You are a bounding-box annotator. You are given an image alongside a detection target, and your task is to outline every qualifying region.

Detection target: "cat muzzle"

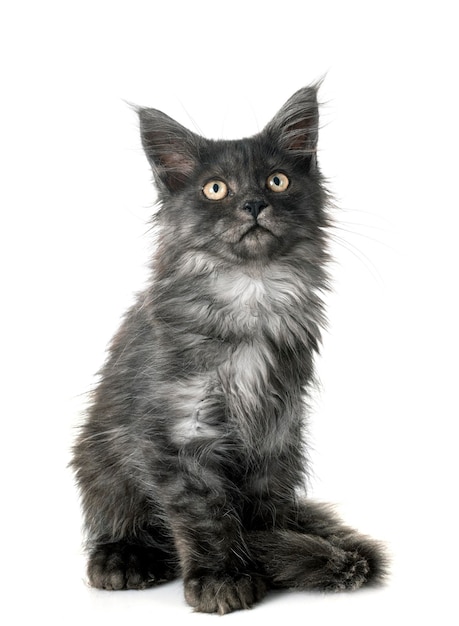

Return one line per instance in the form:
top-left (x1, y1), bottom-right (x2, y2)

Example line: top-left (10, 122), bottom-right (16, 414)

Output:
top-left (243, 199), bottom-right (268, 220)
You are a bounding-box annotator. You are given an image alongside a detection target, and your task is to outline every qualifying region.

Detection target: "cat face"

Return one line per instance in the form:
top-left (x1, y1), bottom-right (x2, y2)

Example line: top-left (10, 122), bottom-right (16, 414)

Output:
top-left (138, 86), bottom-right (327, 263)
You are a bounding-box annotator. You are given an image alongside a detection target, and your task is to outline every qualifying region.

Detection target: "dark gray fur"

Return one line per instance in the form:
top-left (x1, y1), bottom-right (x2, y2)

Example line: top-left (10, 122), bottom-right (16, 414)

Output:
top-left (72, 85), bottom-right (388, 614)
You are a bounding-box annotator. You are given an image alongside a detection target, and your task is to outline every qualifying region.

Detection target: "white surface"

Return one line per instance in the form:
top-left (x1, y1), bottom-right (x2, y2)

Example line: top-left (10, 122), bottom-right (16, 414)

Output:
top-left (1, 1), bottom-right (457, 623)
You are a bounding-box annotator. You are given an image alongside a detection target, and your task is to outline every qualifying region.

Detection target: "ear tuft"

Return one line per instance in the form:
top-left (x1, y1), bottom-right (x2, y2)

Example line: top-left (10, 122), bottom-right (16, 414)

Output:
top-left (264, 85), bottom-right (320, 164)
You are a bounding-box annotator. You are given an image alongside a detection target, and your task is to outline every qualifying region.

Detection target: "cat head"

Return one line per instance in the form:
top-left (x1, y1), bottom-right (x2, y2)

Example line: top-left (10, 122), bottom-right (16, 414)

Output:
top-left (138, 86), bottom-right (327, 264)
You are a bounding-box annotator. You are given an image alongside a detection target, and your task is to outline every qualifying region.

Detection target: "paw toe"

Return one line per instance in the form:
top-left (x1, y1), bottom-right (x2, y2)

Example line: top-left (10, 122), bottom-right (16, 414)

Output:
top-left (87, 542), bottom-right (176, 590)
top-left (185, 573), bottom-right (266, 614)
top-left (324, 551), bottom-right (370, 592)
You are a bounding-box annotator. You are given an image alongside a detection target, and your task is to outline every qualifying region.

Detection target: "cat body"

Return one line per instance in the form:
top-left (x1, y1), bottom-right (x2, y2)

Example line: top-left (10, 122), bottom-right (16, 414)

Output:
top-left (72, 85), bottom-right (387, 614)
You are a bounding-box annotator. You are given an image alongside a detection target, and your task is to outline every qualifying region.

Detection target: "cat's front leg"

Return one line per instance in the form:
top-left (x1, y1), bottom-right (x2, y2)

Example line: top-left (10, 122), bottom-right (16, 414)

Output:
top-left (162, 463), bottom-right (266, 614)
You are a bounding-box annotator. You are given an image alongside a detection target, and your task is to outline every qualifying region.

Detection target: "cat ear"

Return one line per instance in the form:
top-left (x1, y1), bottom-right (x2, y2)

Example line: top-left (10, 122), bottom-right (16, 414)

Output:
top-left (137, 108), bottom-right (201, 192)
top-left (264, 85), bottom-right (320, 166)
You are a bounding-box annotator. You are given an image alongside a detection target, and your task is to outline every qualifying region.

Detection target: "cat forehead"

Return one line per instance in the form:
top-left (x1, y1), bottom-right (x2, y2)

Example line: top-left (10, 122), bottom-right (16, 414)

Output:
top-left (201, 136), bottom-right (284, 174)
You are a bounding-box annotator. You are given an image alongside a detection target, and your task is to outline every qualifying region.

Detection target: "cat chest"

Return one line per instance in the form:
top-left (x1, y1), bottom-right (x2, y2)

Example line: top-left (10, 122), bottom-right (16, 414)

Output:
top-left (166, 270), bottom-right (311, 448)
top-left (169, 337), bottom-right (301, 455)
top-left (170, 340), bottom-right (271, 437)
top-left (211, 270), bottom-right (305, 336)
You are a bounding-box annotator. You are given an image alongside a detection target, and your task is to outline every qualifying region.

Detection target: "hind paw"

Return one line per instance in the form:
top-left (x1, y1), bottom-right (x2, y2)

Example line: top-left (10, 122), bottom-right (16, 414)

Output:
top-left (322, 551), bottom-right (370, 592)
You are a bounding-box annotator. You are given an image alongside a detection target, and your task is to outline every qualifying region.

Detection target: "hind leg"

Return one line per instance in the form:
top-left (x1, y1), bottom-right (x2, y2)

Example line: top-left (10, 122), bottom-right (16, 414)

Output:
top-left (286, 500), bottom-right (388, 586)
top-left (247, 500), bottom-right (388, 591)
top-left (249, 529), bottom-right (371, 591)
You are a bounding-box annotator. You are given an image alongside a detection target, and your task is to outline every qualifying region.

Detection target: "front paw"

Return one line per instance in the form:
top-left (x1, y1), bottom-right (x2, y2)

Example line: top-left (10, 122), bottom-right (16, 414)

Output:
top-left (184, 573), bottom-right (266, 614)
top-left (87, 542), bottom-right (177, 590)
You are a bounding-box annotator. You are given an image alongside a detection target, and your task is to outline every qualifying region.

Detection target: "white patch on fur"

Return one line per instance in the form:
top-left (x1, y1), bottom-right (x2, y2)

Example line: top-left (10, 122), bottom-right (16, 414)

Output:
top-left (216, 339), bottom-right (288, 453)
top-left (218, 272), bottom-right (267, 307)
top-left (212, 264), bottom-right (313, 339)
top-left (211, 271), bottom-right (264, 331)
top-left (220, 341), bottom-right (271, 411)
top-left (176, 250), bottom-right (217, 278)
top-left (166, 262), bottom-right (320, 449)
top-left (171, 376), bottom-right (222, 445)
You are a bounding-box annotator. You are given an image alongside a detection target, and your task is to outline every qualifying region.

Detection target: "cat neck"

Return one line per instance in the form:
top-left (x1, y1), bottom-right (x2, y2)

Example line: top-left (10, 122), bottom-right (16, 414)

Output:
top-left (149, 245), bottom-right (326, 352)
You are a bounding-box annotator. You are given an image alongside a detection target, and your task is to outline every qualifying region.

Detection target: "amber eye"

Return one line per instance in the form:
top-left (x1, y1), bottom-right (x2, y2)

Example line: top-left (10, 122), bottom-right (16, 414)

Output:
top-left (202, 180), bottom-right (229, 200)
top-left (267, 172), bottom-right (290, 193)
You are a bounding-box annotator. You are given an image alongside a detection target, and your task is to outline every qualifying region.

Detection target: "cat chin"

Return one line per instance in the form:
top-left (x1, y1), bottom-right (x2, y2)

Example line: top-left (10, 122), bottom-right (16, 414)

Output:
top-left (231, 228), bottom-right (280, 261)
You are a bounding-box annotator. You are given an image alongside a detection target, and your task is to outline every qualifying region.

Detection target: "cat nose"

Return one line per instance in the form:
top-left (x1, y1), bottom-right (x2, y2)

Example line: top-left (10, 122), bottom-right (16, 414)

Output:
top-left (243, 199), bottom-right (268, 220)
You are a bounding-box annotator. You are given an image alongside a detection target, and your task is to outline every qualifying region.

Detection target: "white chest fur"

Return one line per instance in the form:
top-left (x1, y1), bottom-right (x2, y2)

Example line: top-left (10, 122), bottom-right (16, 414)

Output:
top-left (211, 265), bottom-right (312, 340)
top-left (169, 263), bottom-right (317, 448)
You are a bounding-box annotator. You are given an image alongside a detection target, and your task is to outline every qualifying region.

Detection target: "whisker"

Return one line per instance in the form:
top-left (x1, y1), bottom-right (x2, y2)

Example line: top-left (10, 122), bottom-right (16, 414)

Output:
top-left (328, 232), bottom-right (385, 286)
top-left (331, 224), bottom-right (394, 252)
top-left (335, 219), bottom-right (392, 233)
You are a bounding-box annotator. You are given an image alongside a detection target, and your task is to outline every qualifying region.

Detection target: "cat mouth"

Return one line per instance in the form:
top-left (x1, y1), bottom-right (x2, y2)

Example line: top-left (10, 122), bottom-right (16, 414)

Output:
top-left (218, 221), bottom-right (280, 258)
top-left (234, 223), bottom-right (280, 258)
top-left (239, 223), bottom-right (274, 242)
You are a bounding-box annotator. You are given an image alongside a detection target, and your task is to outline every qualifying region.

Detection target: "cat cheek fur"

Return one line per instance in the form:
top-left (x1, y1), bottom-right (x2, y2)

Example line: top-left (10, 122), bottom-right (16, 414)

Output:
top-left (72, 84), bottom-right (388, 614)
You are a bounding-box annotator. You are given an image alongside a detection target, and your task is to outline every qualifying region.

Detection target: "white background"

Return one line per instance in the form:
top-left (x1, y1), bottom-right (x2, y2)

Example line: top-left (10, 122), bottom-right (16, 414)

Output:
top-left (1, 1), bottom-right (458, 623)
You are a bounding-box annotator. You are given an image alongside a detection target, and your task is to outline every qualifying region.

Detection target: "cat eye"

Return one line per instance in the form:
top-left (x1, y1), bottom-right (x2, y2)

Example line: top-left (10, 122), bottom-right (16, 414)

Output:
top-left (267, 172), bottom-right (290, 193)
top-left (202, 180), bottom-right (229, 201)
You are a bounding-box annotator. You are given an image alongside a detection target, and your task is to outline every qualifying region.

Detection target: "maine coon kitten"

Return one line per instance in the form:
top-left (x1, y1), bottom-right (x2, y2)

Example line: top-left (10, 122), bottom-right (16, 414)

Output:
top-left (72, 85), bottom-right (387, 614)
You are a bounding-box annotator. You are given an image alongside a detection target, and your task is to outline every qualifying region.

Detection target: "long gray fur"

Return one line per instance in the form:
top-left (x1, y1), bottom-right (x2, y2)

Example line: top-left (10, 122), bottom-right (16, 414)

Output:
top-left (72, 85), bottom-right (387, 614)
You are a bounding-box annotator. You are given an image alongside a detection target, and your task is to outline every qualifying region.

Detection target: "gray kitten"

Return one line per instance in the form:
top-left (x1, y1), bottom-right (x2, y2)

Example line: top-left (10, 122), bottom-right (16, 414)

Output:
top-left (72, 85), bottom-right (387, 614)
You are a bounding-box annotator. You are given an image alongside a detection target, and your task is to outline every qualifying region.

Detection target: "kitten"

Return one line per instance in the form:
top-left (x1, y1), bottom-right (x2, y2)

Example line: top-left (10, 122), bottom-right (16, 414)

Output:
top-left (72, 84), bottom-right (387, 614)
